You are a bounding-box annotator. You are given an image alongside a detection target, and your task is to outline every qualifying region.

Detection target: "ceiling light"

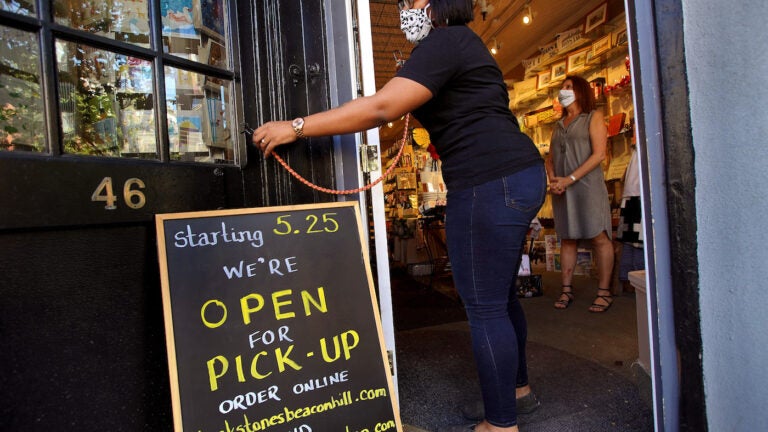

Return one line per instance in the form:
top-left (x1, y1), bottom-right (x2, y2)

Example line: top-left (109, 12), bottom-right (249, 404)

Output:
top-left (490, 37), bottom-right (500, 55)
top-left (522, 3), bottom-right (533, 25)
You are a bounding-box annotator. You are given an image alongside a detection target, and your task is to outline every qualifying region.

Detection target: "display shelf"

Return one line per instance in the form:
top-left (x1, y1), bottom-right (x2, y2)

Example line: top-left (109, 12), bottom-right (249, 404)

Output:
top-left (523, 38), bottom-right (593, 76)
top-left (586, 42), bottom-right (628, 67)
top-left (604, 82), bottom-right (632, 97)
top-left (523, 105), bottom-right (559, 127)
top-left (514, 90), bottom-right (550, 110)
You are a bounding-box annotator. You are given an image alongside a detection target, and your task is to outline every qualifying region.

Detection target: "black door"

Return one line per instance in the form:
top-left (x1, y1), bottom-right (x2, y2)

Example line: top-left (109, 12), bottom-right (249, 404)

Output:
top-left (0, 0), bottom-right (338, 429)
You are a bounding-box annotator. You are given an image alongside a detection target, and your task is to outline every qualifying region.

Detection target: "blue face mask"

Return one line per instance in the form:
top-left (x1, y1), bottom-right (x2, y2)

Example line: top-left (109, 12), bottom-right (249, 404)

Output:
top-left (400, 4), bottom-right (432, 44)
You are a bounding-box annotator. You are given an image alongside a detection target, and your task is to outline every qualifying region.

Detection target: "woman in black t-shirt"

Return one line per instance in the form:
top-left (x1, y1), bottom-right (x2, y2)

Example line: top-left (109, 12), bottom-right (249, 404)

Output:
top-left (253, 2), bottom-right (545, 430)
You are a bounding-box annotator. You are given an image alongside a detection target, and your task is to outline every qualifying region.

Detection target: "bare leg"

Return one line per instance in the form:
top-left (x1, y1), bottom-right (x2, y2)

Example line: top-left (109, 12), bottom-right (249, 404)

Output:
top-left (560, 239), bottom-right (578, 284)
top-left (592, 231), bottom-right (614, 289)
top-left (515, 385), bottom-right (532, 399)
top-left (589, 231), bottom-right (615, 312)
top-left (474, 422), bottom-right (519, 432)
top-left (554, 239), bottom-right (578, 309)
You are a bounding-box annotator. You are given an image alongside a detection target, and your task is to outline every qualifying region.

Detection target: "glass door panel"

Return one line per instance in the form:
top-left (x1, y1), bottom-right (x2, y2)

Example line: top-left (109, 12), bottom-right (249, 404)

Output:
top-left (164, 66), bottom-right (234, 163)
top-left (53, 0), bottom-right (152, 47)
top-left (56, 39), bottom-right (158, 158)
top-left (0, 25), bottom-right (46, 152)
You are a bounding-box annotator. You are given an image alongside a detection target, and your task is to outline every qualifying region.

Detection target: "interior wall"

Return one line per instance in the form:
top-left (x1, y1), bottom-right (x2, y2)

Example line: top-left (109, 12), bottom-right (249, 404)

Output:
top-left (683, 0), bottom-right (768, 429)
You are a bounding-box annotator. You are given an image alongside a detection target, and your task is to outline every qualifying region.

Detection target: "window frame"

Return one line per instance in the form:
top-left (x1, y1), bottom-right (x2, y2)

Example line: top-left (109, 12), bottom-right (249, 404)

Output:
top-left (0, 0), bottom-right (245, 166)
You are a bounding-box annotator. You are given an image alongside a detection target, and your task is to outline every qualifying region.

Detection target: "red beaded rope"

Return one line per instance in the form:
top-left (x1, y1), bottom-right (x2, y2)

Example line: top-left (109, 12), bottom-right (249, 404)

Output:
top-left (271, 114), bottom-right (411, 195)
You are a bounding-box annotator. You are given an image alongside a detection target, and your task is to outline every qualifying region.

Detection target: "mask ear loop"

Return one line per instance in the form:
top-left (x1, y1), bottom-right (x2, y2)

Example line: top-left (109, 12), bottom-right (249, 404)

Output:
top-left (424, 4), bottom-right (435, 28)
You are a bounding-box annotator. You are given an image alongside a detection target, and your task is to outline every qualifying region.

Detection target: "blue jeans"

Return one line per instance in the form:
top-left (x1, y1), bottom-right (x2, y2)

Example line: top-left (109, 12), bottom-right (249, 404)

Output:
top-left (446, 164), bottom-right (546, 427)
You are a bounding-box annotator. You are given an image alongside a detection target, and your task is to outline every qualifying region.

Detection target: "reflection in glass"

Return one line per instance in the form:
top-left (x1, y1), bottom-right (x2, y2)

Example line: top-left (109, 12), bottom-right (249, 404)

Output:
top-left (161, 0), bottom-right (230, 69)
top-left (53, 0), bottom-right (151, 47)
top-left (0, 25), bottom-right (46, 152)
top-left (56, 40), bottom-right (157, 158)
top-left (165, 66), bottom-right (234, 163)
top-left (1, 0), bottom-right (36, 16)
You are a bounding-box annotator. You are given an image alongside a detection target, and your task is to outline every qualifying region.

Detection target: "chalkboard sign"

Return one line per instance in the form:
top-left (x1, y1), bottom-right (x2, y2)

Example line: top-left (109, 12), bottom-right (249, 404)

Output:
top-left (156, 202), bottom-right (402, 432)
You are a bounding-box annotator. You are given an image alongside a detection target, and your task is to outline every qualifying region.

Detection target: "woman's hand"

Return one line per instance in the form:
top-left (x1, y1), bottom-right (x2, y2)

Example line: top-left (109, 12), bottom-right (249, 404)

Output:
top-left (549, 177), bottom-right (565, 195)
top-left (549, 176), bottom-right (574, 195)
top-left (252, 121), bottom-right (297, 157)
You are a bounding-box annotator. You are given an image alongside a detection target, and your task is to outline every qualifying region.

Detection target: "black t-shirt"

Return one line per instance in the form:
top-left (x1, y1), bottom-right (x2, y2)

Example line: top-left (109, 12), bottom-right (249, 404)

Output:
top-left (396, 25), bottom-right (542, 190)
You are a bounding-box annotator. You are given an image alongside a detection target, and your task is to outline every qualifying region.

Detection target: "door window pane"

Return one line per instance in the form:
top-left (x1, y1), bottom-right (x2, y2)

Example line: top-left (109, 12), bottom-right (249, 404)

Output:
top-left (1, 25), bottom-right (46, 152)
top-left (56, 40), bottom-right (157, 158)
top-left (5, 0), bottom-right (239, 165)
top-left (165, 66), bottom-right (234, 163)
top-left (162, 0), bottom-right (230, 69)
top-left (53, 0), bottom-right (151, 47)
top-left (1, 0), bottom-right (35, 16)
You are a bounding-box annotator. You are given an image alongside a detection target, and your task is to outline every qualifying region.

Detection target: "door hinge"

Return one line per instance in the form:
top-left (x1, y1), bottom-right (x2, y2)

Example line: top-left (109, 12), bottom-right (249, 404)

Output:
top-left (360, 144), bottom-right (379, 173)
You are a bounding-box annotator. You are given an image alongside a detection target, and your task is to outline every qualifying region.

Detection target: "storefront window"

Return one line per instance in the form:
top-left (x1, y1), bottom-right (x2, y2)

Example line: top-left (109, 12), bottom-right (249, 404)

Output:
top-left (1, 0), bottom-right (35, 16)
top-left (4, 0), bottom-right (237, 164)
top-left (0, 25), bottom-right (46, 152)
top-left (56, 40), bottom-right (157, 158)
top-left (162, 0), bottom-right (230, 70)
top-left (165, 66), bottom-right (234, 163)
top-left (53, 0), bottom-right (151, 47)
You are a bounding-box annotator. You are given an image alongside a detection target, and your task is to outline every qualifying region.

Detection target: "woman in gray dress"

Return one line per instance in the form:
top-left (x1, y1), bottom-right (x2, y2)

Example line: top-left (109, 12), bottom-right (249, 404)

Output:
top-left (545, 75), bottom-right (614, 312)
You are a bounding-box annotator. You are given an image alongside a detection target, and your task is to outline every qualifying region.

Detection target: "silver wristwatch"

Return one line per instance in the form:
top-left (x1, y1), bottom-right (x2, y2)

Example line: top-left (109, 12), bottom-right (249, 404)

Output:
top-left (291, 117), bottom-right (305, 138)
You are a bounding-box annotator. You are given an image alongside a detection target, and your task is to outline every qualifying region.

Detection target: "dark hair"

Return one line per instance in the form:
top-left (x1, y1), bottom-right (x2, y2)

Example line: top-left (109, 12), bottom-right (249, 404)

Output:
top-left (566, 75), bottom-right (596, 113)
top-left (430, 0), bottom-right (474, 25)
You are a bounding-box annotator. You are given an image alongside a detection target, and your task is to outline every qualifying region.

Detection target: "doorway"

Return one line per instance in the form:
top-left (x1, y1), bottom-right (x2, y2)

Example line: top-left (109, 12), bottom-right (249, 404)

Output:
top-left (0, 0), bottom-right (694, 429)
top-left (362, 1), bottom-right (688, 430)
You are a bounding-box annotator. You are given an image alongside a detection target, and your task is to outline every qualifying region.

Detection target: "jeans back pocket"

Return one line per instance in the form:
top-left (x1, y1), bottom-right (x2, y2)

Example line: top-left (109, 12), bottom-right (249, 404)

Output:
top-left (503, 164), bottom-right (546, 213)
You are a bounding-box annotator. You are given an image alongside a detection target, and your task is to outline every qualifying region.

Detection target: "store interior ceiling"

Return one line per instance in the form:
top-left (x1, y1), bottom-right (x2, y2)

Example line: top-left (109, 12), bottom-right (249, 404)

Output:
top-left (369, 0), bottom-right (616, 144)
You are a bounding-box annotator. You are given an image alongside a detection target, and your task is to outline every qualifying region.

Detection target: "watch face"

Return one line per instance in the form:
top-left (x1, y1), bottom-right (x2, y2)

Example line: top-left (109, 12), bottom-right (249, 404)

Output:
top-left (292, 118), bottom-right (304, 128)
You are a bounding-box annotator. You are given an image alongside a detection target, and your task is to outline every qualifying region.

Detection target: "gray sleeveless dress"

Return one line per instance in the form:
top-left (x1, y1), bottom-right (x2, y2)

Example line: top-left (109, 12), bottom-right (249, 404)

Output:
top-left (550, 111), bottom-right (612, 240)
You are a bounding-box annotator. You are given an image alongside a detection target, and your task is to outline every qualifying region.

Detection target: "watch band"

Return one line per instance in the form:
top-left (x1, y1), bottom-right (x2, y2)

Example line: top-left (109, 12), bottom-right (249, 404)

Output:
top-left (292, 117), bottom-right (305, 138)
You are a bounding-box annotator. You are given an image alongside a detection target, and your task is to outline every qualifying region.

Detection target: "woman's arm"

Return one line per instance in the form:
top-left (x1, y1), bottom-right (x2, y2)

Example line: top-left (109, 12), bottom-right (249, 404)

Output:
top-left (570, 110), bottom-right (608, 180)
top-left (544, 150), bottom-right (556, 183)
top-left (253, 77), bottom-right (433, 156)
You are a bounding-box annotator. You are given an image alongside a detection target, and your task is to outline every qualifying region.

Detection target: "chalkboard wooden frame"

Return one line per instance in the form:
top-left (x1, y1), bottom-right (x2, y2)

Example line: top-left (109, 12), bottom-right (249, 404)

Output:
top-left (156, 202), bottom-right (402, 432)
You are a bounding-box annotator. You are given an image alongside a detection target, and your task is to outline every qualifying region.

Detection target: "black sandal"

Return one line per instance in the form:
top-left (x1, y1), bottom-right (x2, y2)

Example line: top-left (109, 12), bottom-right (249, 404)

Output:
top-left (554, 285), bottom-right (574, 309)
top-left (589, 288), bottom-right (614, 313)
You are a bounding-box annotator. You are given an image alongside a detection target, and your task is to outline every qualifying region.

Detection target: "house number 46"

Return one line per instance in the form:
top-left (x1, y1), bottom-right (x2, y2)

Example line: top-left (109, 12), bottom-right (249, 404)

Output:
top-left (91, 177), bottom-right (146, 210)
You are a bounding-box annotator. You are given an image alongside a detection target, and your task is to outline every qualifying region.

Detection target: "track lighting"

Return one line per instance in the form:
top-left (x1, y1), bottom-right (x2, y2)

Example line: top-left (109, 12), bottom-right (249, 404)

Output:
top-left (490, 37), bottom-right (500, 55)
top-left (522, 2), bottom-right (533, 25)
top-left (479, 0), bottom-right (489, 21)
top-left (478, 0), bottom-right (496, 21)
